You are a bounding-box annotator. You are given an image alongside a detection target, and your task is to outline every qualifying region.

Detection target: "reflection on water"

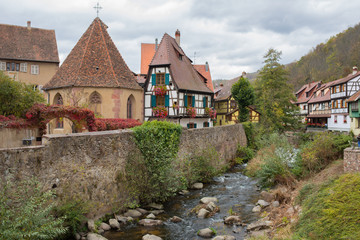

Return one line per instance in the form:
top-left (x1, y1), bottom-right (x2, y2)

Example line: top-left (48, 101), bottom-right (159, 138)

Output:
top-left (104, 165), bottom-right (260, 240)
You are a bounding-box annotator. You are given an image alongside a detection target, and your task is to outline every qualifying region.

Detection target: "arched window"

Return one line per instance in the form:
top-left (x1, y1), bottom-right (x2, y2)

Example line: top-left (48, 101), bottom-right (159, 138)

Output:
top-left (54, 93), bottom-right (63, 105)
top-left (127, 95), bottom-right (135, 119)
top-left (89, 92), bottom-right (102, 115)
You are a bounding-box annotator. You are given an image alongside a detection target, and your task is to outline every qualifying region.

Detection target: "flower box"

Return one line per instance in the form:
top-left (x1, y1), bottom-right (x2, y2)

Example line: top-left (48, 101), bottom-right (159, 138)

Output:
top-left (186, 107), bottom-right (197, 118)
top-left (205, 107), bottom-right (217, 120)
top-left (154, 86), bottom-right (167, 96)
top-left (153, 106), bottom-right (168, 118)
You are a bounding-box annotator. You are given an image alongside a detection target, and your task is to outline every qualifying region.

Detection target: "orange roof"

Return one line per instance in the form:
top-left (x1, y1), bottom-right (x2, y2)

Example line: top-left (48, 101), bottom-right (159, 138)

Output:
top-left (140, 43), bottom-right (156, 75)
top-left (347, 89), bottom-right (360, 102)
top-left (194, 64), bottom-right (214, 92)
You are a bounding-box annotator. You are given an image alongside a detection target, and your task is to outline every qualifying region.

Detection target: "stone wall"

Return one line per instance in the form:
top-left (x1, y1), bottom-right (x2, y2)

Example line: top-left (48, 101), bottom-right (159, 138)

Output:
top-left (0, 124), bottom-right (246, 217)
top-left (344, 147), bottom-right (360, 172)
top-left (0, 128), bottom-right (40, 148)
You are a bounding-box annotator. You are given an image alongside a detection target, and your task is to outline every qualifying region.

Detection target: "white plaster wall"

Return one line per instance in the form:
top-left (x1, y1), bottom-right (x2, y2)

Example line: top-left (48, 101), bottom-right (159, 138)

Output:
top-left (328, 115), bottom-right (351, 132)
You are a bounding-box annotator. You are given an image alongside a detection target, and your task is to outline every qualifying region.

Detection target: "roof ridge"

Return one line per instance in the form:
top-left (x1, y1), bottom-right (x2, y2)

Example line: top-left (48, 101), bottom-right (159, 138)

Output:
top-left (98, 19), bottom-right (118, 85)
top-left (73, 19), bottom-right (95, 87)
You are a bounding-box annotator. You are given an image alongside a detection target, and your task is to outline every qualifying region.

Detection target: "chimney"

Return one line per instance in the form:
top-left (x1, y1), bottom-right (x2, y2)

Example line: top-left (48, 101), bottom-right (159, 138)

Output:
top-left (205, 61), bottom-right (209, 72)
top-left (27, 21), bottom-right (31, 30)
top-left (353, 66), bottom-right (358, 75)
top-left (155, 38), bottom-right (158, 51)
top-left (242, 71), bottom-right (247, 78)
top-left (175, 29), bottom-right (180, 46)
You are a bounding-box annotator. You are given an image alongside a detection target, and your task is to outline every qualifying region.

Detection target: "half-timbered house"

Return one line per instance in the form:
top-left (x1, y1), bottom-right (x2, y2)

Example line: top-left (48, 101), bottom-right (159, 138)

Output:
top-left (143, 31), bottom-right (214, 128)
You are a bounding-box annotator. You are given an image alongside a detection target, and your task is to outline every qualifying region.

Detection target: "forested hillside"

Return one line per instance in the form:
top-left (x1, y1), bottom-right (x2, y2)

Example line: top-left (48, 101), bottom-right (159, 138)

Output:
top-left (287, 22), bottom-right (360, 90)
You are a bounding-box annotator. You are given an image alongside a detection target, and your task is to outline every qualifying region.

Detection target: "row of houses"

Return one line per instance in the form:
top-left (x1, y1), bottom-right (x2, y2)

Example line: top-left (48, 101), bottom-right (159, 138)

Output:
top-left (0, 18), bottom-right (257, 134)
top-left (295, 67), bottom-right (360, 135)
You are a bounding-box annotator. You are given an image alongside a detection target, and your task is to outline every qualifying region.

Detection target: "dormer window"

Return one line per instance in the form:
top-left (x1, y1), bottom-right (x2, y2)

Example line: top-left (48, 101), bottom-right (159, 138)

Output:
top-left (321, 90), bottom-right (324, 96)
top-left (156, 73), bottom-right (165, 85)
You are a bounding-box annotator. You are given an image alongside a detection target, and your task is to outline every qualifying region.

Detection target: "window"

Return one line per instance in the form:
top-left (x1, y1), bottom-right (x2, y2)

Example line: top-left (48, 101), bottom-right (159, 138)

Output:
top-left (321, 90), bottom-right (324, 96)
top-left (156, 95), bottom-right (165, 106)
top-left (187, 122), bottom-right (196, 128)
top-left (156, 73), bottom-right (165, 85)
top-left (203, 97), bottom-right (208, 108)
top-left (334, 115), bottom-right (337, 123)
top-left (230, 100), bottom-right (236, 108)
top-left (127, 95), bottom-right (134, 119)
top-left (328, 102), bottom-right (331, 108)
top-left (89, 92), bottom-right (102, 115)
top-left (187, 95), bottom-right (193, 107)
top-left (351, 101), bottom-right (359, 112)
top-left (344, 116), bottom-right (347, 123)
top-left (5, 62), bottom-right (20, 71)
top-left (203, 122), bottom-right (209, 127)
top-left (54, 93), bottom-right (63, 105)
top-left (227, 114), bottom-right (232, 122)
top-left (20, 63), bottom-right (27, 72)
top-left (31, 65), bottom-right (39, 75)
top-left (303, 105), bottom-right (307, 110)
top-left (0, 61), bottom-right (5, 71)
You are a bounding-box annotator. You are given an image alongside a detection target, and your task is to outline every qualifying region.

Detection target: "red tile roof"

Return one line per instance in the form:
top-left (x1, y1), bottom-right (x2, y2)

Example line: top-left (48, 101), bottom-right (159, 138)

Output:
top-left (0, 23), bottom-right (59, 63)
top-left (328, 71), bottom-right (360, 86)
top-left (347, 89), bottom-right (360, 102)
top-left (149, 33), bottom-right (212, 93)
top-left (295, 81), bottom-right (321, 104)
top-left (214, 77), bottom-right (238, 101)
top-left (194, 64), bottom-right (214, 92)
top-left (308, 83), bottom-right (331, 104)
top-left (140, 43), bottom-right (156, 75)
top-left (44, 18), bottom-right (141, 90)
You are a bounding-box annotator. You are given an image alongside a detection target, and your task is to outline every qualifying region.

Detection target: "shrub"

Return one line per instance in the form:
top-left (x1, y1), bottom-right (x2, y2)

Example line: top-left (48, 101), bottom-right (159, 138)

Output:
top-left (0, 178), bottom-right (67, 240)
top-left (236, 145), bottom-right (255, 163)
top-left (95, 118), bottom-right (142, 131)
top-left (242, 121), bottom-right (258, 149)
top-left (125, 120), bottom-right (183, 204)
top-left (295, 173), bottom-right (360, 239)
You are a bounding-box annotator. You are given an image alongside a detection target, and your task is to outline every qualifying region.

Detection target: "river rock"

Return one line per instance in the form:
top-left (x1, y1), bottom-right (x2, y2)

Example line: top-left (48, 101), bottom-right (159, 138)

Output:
top-left (151, 210), bottom-right (165, 215)
top-left (127, 216), bottom-right (134, 222)
top-left (142, 234), bottom-right (163, 240)
top-left (170, 216), bottom-right (182, 223)
top-left (256, 200), bottom-right (270, 207)
top-left (146, 213), bottom-right (156, 219)
top-left (247, 220), bottom-right (273, 231)
top-left (197, 208), bottom-right (210, 218)
top-left (87, 219), bottom-right (96, 232)
top-left (286, 206), bottom-right (295, 215)
top-left (109, 219), bottom-right (120, 230)
top-left (200, 197), bottom-right (218, 204)
top-left (224, 216), bottom-right (242, 225)
top-left (179, 189), bottom-right (190, 195)
top-left (87, 233), bottom-right (108, 240)
top-left (192, 182), bottom-right (204, 189)
top-left (147, 203), bottom-right (164, 210)
top-left (272, 201), bottom-right (280, 208)
top-left (100, 222), bottom-right (111, 231)
top-left (212, 235), bottom-right (236, 240)
top-left (124, 209), bottom-right (142, 218)
top-left (115, 215), bottom-right (128, 225)
top-left (206, 201), bottom-right (217, 212)
top-left (260, 191), bottom-right (274, 202)
top-left (138, 219), bottom-right (163, 227)
top-left (197, 228), bottom-right (215, 238)
top-left (252, 205), bottom-right (261, 212)
top-left (75, 233), bottom-right (81, 240)
top-left (136, 208), bottom-right (148, 214)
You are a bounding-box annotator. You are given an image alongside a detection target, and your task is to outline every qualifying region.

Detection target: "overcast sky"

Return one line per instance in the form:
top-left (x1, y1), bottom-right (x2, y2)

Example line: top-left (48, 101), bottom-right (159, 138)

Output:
top-left (2, 0), bottom-right (360, 80)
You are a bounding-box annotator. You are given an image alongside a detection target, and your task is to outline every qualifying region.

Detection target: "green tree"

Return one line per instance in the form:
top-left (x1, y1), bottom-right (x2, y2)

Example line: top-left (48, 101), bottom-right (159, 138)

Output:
top-left (231, 75), bottom-right (255, 122)
top-left (0, 71), bottom-right (45, 117)
top-left (255, 48), bottom-right (300, 131)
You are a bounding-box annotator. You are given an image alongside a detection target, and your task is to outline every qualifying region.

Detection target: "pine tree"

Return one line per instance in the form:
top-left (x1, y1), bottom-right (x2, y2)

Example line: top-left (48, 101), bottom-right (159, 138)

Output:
top-left (231, 75), bottom-right (255, 122)
top-left (255, 48), bottom-right (300, 131)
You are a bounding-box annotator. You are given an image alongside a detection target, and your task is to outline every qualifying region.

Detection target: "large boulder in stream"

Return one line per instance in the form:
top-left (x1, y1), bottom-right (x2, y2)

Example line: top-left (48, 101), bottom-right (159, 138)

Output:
top-left (87, 219), bottom-right (96, 232)
top-left (142, 234), bottom-right (163, 240)
top-left (247, 220), bottom-right (273, 231)
top-left (138, 219), bottom-right (163, 227)
top-left (87, 233), bottom-right (108, 240)
top-left (212, 236), bottom-right (236, 240)
top-left (197, 228), bottom-right (216, 238)
top-left (200, 197), bottom-right (218, 204)
top-left (99, 222), bottom-right (111, 231)
top-left (124, 209), bottom-right (142, 218)
top-left (224, 215), bottom-right (242, 225)
top-left (109, 219), bottom-right (120, 230)
top-left (192, 182), bottom-right (204, 189)
top-left (197, 208), bottom-right (210, 218)
top-left (147, 203), bottom-right (164, 210)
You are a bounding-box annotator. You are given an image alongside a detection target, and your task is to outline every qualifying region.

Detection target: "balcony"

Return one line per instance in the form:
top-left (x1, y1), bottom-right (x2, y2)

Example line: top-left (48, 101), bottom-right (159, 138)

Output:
top-left (331, 108), bottom-right (348, 114)
top-left (331, 92), bottom-right (346, 98)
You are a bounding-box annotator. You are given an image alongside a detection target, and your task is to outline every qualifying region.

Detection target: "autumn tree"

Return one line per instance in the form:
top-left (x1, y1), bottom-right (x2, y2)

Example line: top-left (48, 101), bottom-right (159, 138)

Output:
top-left (255, 48), bottom-right (300, 131)
top-left (0, 71), bottom-right (45, 117)
top-left (231, 74), bottom-right (255, 122)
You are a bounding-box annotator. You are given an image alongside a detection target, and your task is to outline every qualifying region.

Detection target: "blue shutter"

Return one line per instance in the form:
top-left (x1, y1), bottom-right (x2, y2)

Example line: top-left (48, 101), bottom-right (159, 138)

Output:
top-left (165, 73), bottom-right (170, 85)
top-left (187, 123), bottom-right (190, 128)
top-left (152, 74), bottom-right (156, 86)
top-left (184, 95), bottom-right (188, 107)
top-left (194, 123), bottom-right (197, 128)
top-left (203, 97), bottom-right (206, 108)
top-left (192, 96), bottom-right (195, 107)
top-left (151, 95), bottom-right (156, 107)
top-left (165, 95), bottom-right (169, 107)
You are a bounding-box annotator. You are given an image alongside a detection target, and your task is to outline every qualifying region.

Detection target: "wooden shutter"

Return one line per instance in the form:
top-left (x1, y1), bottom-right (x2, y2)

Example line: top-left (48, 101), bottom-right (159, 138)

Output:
top-left (187, 123), bottom-right (189, 128)
top-left (165, 73), bottom-right (170, 85)
top-left (194, 123), bottom-right (197, 128)
top-left (152, 74), bottom-right (156, 86)
top-left (165, 95), bottom-right (169, 107)
top-left (203, 97), bottom-right (206, 108)
top-left (184, 95), bottom-right (188, 107)
top-left (151, 95), bottom-right (156, 107)
top-left (192, 96), bottom-right (195, 107)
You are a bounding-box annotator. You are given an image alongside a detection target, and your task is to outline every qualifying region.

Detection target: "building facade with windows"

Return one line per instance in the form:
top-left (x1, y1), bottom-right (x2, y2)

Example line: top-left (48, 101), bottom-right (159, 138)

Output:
top-left (294, 81), bottom-right (321, 123)
top-left (143, 31), bottom-right (214, 128)
top-left (0, 21), bottom-right (59, 90)
top-left (328, 67), bottom-right (360, 132)
top-left (307, 83), bottom-right (331, 127)
top-left (43, 18), bottom-right (143, 134)
top-left (347, 90), bottom-right (360, 136)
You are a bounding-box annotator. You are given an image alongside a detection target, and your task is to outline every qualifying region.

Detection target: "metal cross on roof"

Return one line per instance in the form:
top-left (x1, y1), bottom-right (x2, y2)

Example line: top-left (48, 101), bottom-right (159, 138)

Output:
top-left (94, 2), bottom-right (102, 17)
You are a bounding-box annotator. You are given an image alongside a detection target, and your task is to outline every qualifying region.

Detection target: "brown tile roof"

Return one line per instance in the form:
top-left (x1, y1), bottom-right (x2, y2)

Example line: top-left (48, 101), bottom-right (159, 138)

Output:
top-left (194, 64), bottom-right (214, 92)
top-left (347, 89), bottom-right (360, 102)
top-left (295, 81), bottom-right (321, 104)
top-left (215, 77), bottom-right (238, 101)
top-left (0, 22), bottom-right (59, 63)
top-left (328, 71), bottom-right (360, 86)
top-left (308, 83), bottom-right (331, 104)
top-left (149, 33), bottom-right (212, 94)
top-left (44, 18), bottom-right (141, 90)
top-left (140, 43), bottom-right (156, 75)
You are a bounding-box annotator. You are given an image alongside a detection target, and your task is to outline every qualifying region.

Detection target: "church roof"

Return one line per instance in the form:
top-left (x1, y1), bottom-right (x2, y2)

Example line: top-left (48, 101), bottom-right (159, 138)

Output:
top-left (0, 22), bottom-right (59, 63)
top-left (140, 43), bottom-right (156, 75)
top-left (149, 33), bottom-right (213, 94)
top-left (44, 18), bottom-right (141, 90)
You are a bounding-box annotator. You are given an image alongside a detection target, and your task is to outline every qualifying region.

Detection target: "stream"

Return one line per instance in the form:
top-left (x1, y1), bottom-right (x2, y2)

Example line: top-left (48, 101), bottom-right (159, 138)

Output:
top-left (104, 165), bottom-right (260, 240)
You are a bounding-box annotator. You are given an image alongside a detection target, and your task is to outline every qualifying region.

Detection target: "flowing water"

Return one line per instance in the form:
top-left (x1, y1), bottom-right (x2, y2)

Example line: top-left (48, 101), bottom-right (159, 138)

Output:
top-left (104, 165), bottom-right (260, 240)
